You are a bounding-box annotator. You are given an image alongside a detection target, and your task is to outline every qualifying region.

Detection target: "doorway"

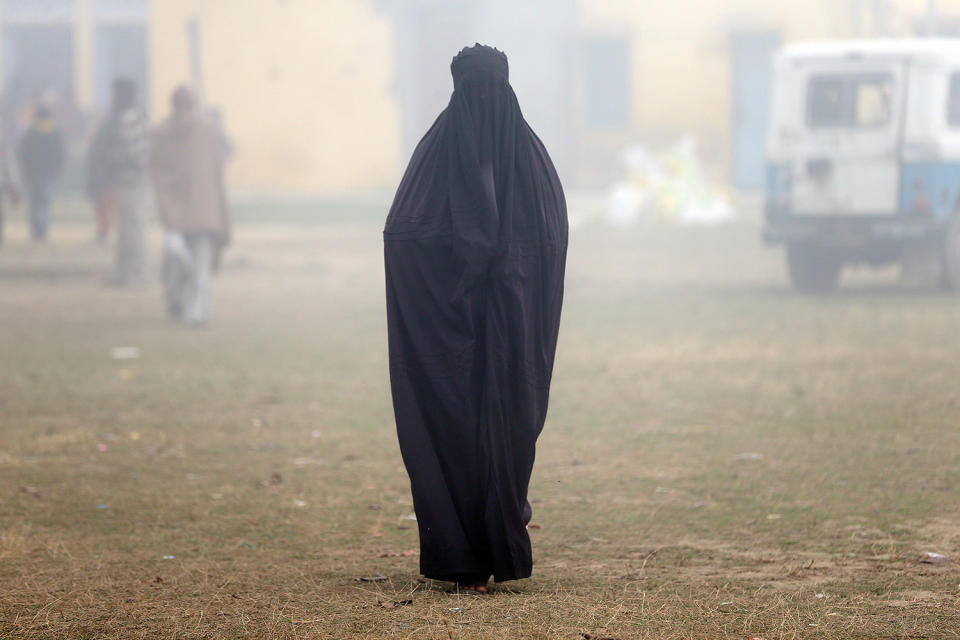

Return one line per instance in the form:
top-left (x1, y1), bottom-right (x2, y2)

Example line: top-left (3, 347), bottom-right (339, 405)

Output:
top-left (1, 24), bottom-right (76, 113)
top-left (729, 30), bottom-right (780, 191)
top-left (93, 23), bottom-right (148, 112)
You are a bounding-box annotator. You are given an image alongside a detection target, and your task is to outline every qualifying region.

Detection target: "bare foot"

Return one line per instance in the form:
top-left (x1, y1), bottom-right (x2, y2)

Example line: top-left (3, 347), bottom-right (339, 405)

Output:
top-left (456, 577), bottom-right (489, 594)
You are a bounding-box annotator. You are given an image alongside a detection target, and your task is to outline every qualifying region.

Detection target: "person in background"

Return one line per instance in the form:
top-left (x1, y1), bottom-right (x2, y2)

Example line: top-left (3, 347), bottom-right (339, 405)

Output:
top-left (85, 116), bottom-right (116, 244)
top-left (206, 107), bottom-right (235, 164)
top-left (87, 78), bottom-right (150, 284)
top-left (17, 105), bottom-right (65, 242)
top-left (151, 86), bottom-right (231, 325)
top-left (0, 125), bottom-right (21, 246)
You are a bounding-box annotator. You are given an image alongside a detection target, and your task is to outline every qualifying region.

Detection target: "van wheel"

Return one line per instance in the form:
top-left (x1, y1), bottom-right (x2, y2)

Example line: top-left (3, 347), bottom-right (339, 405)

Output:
top-left (902, 245), bottom-right (942, 288)
top-left (942, 216), bottom-right (960, 290)
top-left (787, 244), bottom-right (841, 293)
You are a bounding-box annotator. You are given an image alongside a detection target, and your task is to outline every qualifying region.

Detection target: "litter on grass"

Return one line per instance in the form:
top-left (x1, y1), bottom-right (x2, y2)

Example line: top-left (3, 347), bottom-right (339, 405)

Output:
top-left (920, 551), bottom-right (949, 564)
top-left (293, 458), bottom-right (324, 466)
top-left (110, 347), bottom-right (141, 360)
top-left (379, 549), bottom-right (418, 558)
top-left (600, 136), bottom-right (734, 228)
top-left (717, 601), bottom-right (749, 614)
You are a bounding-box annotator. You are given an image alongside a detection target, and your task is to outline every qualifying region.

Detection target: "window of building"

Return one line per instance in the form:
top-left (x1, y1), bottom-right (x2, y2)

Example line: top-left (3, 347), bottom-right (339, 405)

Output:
top-left (0, 0), bottom-right (74, 21)
top-left (93, 0), bottom-right (147, 20)
top-left (947, 73), bottom-right (960, 127)
top-left (807, 73), bottom-right (893, 128)
top-left (93, 23), bottom-right (148, 109)
top-left (91, 0), bottom-right (148, 110)
top-left (582, 35), bottom-right (631, 128)
top-left (1, 1), bottom-right (76, 108)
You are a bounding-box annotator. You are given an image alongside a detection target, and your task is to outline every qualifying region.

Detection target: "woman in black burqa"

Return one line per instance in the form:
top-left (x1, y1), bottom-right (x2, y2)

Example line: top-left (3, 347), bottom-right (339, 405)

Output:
top-left (383, 44), bottom-right (567, 592)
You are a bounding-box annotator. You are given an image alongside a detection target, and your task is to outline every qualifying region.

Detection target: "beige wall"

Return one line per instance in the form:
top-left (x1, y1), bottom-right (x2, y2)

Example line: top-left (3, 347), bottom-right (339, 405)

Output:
top-left (150, 0), bottom-right (400, 194)
top-left (146, 0), bottom-right (960, 193)
top-left (577, 0), bottom-right (960, 179)
top-left (575, 1), bottom-right (849, 175)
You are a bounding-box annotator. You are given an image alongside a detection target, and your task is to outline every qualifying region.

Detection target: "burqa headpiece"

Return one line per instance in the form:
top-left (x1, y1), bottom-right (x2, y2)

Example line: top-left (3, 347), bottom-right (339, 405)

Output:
top-left (450, 44), bottom-right (509, 86)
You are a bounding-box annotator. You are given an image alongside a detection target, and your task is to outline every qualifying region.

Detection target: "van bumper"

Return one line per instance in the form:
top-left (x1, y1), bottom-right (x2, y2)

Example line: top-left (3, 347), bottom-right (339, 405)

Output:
top-left (763, 215), bottom-right (944, 247)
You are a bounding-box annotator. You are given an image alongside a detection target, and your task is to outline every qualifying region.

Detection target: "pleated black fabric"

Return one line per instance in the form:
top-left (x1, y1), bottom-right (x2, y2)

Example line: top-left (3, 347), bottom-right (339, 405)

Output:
top-left (383, 44), bottom-right (567, 583)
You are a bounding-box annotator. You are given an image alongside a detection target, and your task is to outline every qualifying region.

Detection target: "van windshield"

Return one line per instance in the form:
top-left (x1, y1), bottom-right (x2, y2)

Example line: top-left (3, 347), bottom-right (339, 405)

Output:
top-left (807, 73), bottom-right (893, 128)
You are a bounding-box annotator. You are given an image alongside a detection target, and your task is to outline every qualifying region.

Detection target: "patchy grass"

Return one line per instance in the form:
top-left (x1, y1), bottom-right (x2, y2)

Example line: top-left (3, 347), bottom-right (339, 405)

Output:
top-left (1, 218), bottom-right (960, 639)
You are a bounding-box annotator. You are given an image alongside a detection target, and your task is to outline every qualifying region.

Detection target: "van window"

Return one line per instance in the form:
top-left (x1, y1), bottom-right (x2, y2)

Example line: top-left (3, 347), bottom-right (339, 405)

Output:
top-left (807, 73), bottom-right (892, 128)
top-left (948, 73), bottom-right (960, 126)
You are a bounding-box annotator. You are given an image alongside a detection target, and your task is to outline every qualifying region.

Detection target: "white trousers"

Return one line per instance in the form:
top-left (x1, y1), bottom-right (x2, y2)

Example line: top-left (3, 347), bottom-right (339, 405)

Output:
top-left (114, 186), bottom-right (148, 284)
top-left (163, 231), bottom-right (213, 324)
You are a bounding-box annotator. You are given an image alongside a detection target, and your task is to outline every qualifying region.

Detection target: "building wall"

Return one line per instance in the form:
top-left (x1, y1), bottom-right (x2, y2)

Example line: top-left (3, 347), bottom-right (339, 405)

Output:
top-left (162, 0), bottom-right (960, 193)
top-left (378, 0), bottom-right (578, 184)
top-left (6, 1), bottom-right (958, 194)
top-left (150, 0), bottom-right (400, 194)
top-left (575, 0), bottom-right (960, 185)
top-left (574, 1), bottom-right (845, 184)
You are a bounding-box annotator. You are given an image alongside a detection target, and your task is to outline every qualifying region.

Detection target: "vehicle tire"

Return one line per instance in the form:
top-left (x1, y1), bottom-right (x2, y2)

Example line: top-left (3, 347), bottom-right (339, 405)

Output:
top-left (941, 215), bottom-right (960, 291)
top-left (901, 245), bottom-right (941, 289)
top-left (786, 244), bottom-right (841, 293)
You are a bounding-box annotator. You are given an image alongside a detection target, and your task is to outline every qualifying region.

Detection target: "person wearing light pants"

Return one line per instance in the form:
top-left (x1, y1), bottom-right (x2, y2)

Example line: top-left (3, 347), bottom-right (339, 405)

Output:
top-left (87, 78), bottom-right (150, 285)
top-left (114, 185), bottom-right (148, 285)
top-left (162, 231), bottom-right (213, 324)
top-left (152, 86), bottom-right (231, 325)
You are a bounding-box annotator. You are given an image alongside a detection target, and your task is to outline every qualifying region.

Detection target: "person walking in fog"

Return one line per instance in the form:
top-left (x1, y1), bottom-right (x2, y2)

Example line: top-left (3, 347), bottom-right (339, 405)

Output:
top-left (0, 125), bottom-right (21, 246)
top-left (383, 44), bottom-right (567, 593)
top-left (86, 118), bottom-right (115, 244)
top-left (87, 78), bottom-right (150, 284)
top-left (17, 106), bottom-right (65, 242)
top-left (151, 86), bottom-right (231, 325)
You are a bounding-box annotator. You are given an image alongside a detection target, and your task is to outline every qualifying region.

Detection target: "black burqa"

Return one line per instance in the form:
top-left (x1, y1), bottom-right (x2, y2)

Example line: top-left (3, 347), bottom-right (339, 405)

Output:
top-left (384, 45), bottom-right (567, 583)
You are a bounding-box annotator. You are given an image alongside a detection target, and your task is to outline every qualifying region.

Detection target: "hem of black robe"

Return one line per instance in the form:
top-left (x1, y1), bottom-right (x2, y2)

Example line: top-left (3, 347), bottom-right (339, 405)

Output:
top-left (428, 572), bottom-right (489, 585)
top-left (424, 568), bottom-right (532, 584)
top-left (419, 540), bottom-right (534, 582)
top-left (420, 549), bottom-right (487, 583)
top-left (421, 557), bottom-right (533, 583)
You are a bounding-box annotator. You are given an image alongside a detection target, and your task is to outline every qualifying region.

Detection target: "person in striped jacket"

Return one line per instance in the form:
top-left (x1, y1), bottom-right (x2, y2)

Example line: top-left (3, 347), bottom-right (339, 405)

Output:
top-left (86, 77), bottom-right (150, 286)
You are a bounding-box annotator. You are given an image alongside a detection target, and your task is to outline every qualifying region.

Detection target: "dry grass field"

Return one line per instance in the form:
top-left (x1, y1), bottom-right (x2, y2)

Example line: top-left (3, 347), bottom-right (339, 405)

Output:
top-left (2, 210), bottom-right (960, 639)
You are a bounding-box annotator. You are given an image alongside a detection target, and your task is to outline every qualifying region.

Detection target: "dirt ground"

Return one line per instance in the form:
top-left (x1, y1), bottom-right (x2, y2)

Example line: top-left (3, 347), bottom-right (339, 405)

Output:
top-left (1, 213), bottom-right (960, 639)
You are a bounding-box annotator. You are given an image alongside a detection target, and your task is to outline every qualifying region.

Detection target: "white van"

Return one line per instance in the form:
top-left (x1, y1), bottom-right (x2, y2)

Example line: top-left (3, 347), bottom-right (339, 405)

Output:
top-left (764, 39), bottom-right (960, 291)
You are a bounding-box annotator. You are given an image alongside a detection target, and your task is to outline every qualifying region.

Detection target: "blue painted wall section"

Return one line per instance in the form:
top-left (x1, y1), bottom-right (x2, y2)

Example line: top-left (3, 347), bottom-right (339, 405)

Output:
top-left (765, 163), bottom-right (790, 210)
top-left (899, 163), bottom-right (960, 220)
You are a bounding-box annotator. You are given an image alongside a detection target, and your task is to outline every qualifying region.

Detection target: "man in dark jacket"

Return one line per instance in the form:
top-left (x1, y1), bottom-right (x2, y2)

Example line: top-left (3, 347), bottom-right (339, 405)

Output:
top-left (18, 106), bottom-right (65, 241)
